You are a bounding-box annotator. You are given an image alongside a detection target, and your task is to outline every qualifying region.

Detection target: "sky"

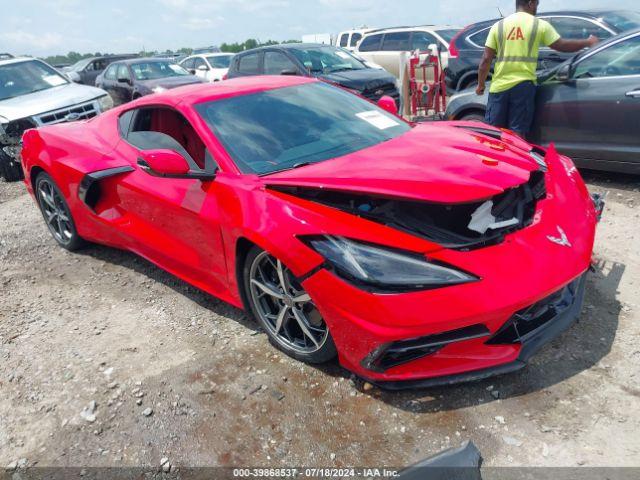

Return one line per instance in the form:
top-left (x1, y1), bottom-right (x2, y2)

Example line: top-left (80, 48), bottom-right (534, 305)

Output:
top-left (1, 0), bottom-right (638, 57)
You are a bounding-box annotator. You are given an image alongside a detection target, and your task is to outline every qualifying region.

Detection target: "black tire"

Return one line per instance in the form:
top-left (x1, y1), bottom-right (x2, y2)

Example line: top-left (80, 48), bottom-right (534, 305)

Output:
top-left (0, 150), bottom-right (24, 182)
top-left (460, 112), bottom-right (486, 122)
top-left (35, 172), bottom-right (86, 251)
top-left (243, 246), bottom-right (337, 364)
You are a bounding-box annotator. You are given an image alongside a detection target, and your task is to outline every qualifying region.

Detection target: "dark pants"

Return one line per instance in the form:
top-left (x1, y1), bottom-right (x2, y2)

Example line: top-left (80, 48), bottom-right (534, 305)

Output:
top-left (485, 81), bottom-right (536, 137)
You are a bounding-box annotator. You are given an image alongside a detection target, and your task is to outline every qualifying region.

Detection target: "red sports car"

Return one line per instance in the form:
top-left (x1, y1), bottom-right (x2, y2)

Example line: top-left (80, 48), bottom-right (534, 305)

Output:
top-left (21, 76), bottom-right (601, 388)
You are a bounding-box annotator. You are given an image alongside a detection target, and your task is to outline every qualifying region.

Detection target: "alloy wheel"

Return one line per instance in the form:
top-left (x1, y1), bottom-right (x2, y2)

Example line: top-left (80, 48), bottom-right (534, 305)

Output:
top-left (248, 251), bottom-right (328, 354)
top-left (37, 178), bottom-right (74, 245)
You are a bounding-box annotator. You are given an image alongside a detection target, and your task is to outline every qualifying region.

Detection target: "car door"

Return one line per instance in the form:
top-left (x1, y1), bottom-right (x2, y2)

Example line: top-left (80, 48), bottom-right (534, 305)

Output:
top-left (375, 31), bottom-right (411, 77)
top-left (532, 33), bottom-right (640, 170)
top-left (111, 106), bottom-right (228, 294)
top-left (114, 64), bottom-right (134, 105)
top-left (538, 16), bottom-right (613, 70)
top-left (86, 59), bottom-right (106, 86)
top-left (192, 57), bottom-right (210, 81)
top-left (357, 33), bottom-right (384, 66)
top-left (99, 64), bottom-right (120, 101)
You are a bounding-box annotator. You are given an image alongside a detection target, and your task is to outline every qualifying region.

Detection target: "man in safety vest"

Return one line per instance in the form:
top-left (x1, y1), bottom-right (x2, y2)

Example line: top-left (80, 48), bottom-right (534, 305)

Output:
top-left (476, 0), bottom-right (599, 137)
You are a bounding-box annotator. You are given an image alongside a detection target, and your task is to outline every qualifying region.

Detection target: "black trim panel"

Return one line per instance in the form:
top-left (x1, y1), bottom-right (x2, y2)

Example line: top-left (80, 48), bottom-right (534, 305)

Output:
top-left (78, 166), bottom-right (134, 211)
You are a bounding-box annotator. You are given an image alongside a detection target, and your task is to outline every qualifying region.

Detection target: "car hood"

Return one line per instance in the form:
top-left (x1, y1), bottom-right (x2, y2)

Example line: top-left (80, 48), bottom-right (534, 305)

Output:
top-left (138, 76), bottom-right (205, 90)
top-left (265, 122), bottom-right (540, 204)
top-left (317, 68), bottom-right (396, 90)
top-left (0, 83), bottom-right (108, 122)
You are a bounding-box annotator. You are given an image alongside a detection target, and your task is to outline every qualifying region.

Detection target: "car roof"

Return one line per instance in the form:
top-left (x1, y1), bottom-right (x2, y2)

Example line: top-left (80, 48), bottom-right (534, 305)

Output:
top-left (140, 75), bottom-right (316, 105)
top-left (236, 43), bottom-right (338, 55)
top-left (364, 25), bottom-right (460, 35)
top-left (111, 57), bottom-right (175, 66)
top-left (0, 56), bottom-right (42, 67)
top-left (463, 10), bottom-right (627, 31)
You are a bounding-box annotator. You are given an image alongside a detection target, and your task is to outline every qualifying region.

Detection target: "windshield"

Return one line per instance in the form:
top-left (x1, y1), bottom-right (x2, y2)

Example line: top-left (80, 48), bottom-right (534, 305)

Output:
top-left (289, 46), bottom-right (367, 74)
top-left (599, 11), bottom-right (640, 31)
top-left (0, 60), bottom-right (68, 101)
top-left (196, 82), bottom-right (410, 175)
top-left (130, 61), bottom-right (190, 81)
top-left (206, 55), bottom-right (233, 68)
top-left (68, 58), bottom-right (92, 72)
top-left (437, 29), bottom-right (462, 43)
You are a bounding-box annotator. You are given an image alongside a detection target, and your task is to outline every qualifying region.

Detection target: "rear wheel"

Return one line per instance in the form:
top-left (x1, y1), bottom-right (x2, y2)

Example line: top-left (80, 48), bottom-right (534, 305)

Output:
top-left (35, 172), bottom-right (85, 251)
top-left (0, 150), bottom-right (24, 182)
top-left (243, 247), bottom-right (337, 364)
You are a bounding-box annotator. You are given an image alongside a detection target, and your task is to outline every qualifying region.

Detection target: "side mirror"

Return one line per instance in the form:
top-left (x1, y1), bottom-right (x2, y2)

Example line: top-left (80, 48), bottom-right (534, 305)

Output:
top-left (197, 65), bottom-right (209, 71)
top-left (428, 43), bottom-right (439, 56)
top-left (117, 76), bottom-right (131, 84)
top-left (556, 63), bottom-right (572, 82)
top-left (377, 95), bottom-right (398, 115)
top-left (137, 149), bottom-right (216, 181)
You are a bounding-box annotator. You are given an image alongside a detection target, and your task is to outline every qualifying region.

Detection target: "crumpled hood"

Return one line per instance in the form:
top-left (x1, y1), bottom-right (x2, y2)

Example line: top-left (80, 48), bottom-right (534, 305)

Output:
top-left (138, 76), bottom-right (205, 90)
top-left (0, 83), bottom-right (108, 123)
top-left (265, 122), bottom-right (541, 204)
top-left (317, 68), bottom-right (396, 91)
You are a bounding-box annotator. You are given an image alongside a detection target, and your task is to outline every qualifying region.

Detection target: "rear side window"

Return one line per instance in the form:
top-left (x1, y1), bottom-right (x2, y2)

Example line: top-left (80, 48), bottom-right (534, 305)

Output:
top-left (117, 64), bottom-right (130, 80)
top-left (264, 51), bottom-right (297, 75)
top-left (468, 28), bottom-right (491, 47)
top-left (339, 34), bottom-right (349, 47)
top-left (104, 64), bottom-right (118, 80)
top-left (351, 33), bottom-right (362, 47)
top-left (411, 31), bottom-right (439, 51)
top-left (238, 53), bottom-right (260, 74)
top-left (546, 17), bottom-right (611, 41)
top-left (382, 32), bottom-right (411, 51)
top-left (359, 34), bottom-right (383, 52)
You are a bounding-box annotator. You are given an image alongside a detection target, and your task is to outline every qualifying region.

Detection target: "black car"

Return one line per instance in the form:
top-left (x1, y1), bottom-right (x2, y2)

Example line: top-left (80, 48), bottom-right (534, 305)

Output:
top-left (446, 10), bottom-right (640, 92)
top-left (64, 54), bottom-right (138, 86)
top-left (445, 28), bottom-right (640, 174)
top-left (226, 43), bottom-right (400, 108)
top-left (96, 58), bottom-right (205, 106)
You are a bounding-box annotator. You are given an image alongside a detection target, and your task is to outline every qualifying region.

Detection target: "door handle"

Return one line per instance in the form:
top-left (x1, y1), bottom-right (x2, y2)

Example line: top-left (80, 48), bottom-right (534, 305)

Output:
top-left (626, 90), bottom-right (640, 98)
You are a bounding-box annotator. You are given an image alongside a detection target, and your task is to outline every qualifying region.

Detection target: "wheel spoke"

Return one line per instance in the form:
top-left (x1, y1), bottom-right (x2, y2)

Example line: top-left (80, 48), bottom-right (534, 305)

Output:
top-left (292, 307), bottom-right (320, 348)
top-left (293, 293), bottom-right (311, 303)
top-left (251, 279), bottom-right (283, 299)
top-left (276, 259), bottom-right (289, 292)
top-left (274, 306), bottom-right (289, 334)
top-left (40, 188), bottom-right (55, 208)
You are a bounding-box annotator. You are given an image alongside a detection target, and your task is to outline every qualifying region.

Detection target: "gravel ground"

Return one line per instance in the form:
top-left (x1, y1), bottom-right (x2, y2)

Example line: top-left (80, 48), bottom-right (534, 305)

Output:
top-left (1, 171), bottom-right (639, 472)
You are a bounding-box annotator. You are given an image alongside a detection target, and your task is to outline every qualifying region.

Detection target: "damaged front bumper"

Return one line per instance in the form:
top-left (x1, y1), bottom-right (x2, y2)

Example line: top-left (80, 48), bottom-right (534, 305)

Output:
top-left (373, 273), bottom-right (587, 390)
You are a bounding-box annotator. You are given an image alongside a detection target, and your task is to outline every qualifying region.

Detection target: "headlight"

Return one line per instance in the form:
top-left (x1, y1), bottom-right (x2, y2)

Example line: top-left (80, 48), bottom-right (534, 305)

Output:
top-left (304, 236), bottom-right (477, 292)
top-left (97, 95), bottom-right (114, 112)
top-left (152, 86), bottom-right (167, 94)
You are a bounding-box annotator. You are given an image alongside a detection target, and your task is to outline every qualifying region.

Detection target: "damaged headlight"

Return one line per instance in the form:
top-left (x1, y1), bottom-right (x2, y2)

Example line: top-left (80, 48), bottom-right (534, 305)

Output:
top-left (304, 236), bottom-right (477, 292)
top-left (97, 94), bottom-right (114, 112)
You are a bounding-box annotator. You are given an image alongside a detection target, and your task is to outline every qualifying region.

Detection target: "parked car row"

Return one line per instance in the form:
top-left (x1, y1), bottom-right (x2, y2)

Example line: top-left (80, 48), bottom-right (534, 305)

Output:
top-left (446, 27), bottom-right (640, 174)
top-left (0, 56), bottom-right (113, 181)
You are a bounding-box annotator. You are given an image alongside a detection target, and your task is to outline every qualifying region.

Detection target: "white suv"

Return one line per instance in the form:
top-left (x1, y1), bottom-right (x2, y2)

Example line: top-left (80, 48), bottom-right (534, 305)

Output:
top-left (356, 26), bottom-right (461, 78)
top-left (179, 53), bottom-right (235, 82)
top-left (0, 57), bottom-right (113, 181)
top-left (336, 28), bottom-right (377, 51)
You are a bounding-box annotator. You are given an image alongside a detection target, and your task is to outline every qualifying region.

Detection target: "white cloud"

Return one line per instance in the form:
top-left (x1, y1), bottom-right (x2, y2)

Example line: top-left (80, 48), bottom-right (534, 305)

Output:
top-left (0, 31), bottom-right (64, 51)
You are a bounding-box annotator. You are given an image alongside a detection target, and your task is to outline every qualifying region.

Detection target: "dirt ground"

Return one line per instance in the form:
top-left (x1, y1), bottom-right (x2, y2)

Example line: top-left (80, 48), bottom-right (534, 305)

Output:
top-left (1, 171), bottom-right (639, 472)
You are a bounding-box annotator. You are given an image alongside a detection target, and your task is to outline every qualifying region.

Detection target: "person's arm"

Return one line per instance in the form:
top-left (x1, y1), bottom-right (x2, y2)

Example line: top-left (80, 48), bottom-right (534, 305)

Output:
top-left (550, 35), bottom-right (599, 53)
top-left (476, 47), bottom-right (495, 95)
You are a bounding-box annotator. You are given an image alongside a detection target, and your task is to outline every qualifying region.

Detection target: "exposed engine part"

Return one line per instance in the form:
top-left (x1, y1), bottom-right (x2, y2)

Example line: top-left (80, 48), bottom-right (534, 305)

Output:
top-left (269, 170), bottom-right (546, 250)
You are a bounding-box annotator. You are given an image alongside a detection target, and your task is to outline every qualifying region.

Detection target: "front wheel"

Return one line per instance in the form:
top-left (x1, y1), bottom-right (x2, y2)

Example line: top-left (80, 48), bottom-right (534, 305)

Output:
top-left (460, 112), bottom-right (486, 122)
top-left (35, 172), bottom-right (86, 251)
top-left (243, 247), bottom-right (337, 364)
